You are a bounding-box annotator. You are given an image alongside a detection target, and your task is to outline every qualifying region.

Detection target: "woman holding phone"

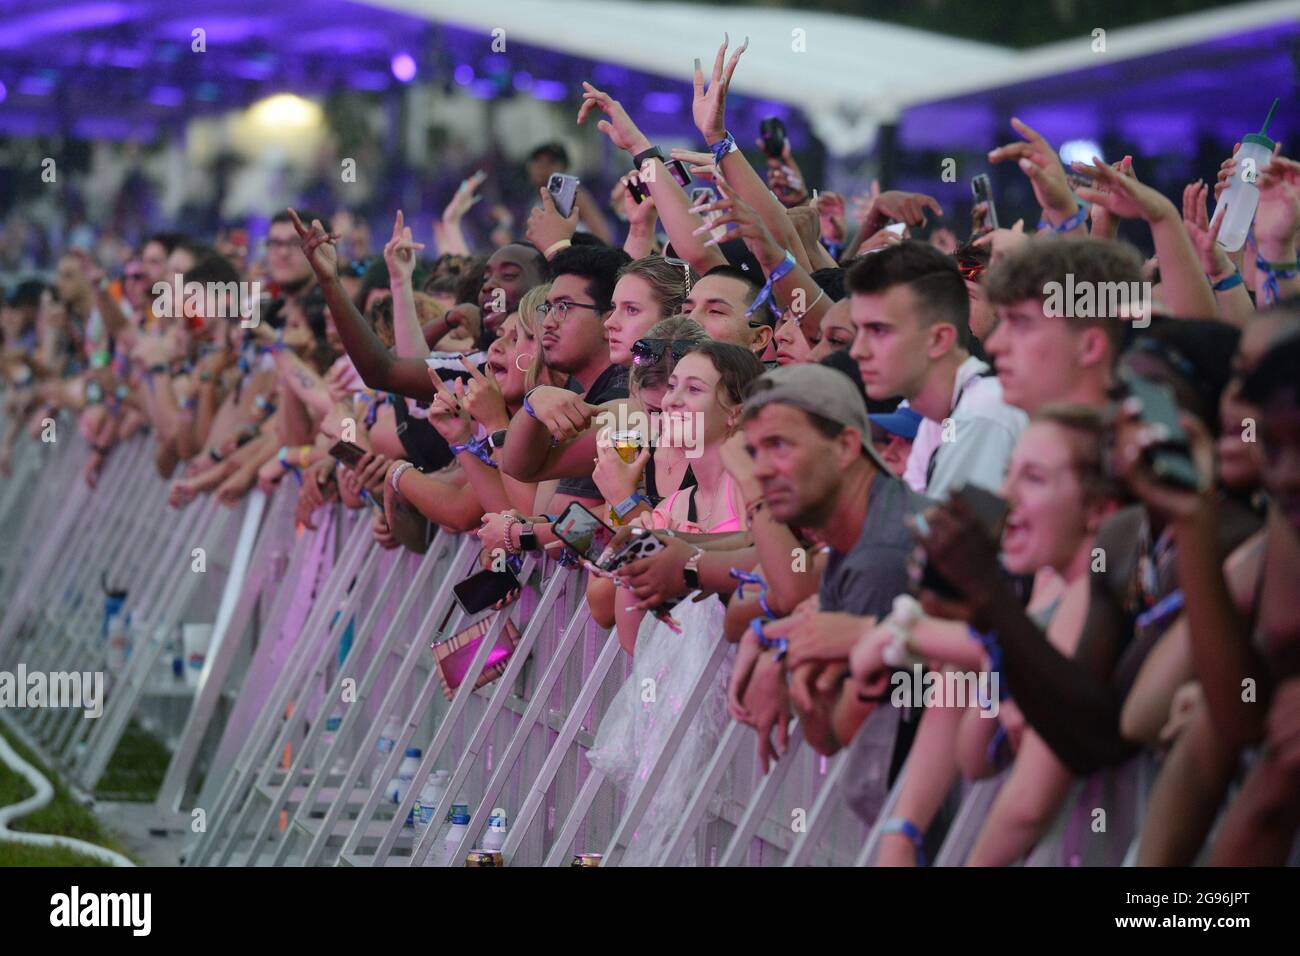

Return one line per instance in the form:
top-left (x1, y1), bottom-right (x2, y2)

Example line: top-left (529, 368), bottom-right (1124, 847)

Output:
top-left (585, 341), bottom-right (762, 864)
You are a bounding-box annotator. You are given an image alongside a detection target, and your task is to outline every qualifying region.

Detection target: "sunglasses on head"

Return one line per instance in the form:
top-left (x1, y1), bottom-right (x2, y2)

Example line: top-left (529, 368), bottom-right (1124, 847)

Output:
top-left (631, 338), bottom-right (694, 366)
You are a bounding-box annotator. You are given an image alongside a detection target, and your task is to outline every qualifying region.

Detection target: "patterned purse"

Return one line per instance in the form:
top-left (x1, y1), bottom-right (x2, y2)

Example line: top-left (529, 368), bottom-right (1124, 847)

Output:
top-left (431, 616), bottom-right (521, 701)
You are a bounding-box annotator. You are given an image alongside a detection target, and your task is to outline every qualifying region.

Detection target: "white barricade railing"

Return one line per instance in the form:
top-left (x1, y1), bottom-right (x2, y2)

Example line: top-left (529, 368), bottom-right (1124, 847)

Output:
top-left (2, 418), bottom-right (1146, 866)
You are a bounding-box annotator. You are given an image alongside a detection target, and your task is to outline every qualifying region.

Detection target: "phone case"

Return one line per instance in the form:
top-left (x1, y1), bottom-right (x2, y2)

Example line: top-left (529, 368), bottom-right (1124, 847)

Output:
top-left (431, 617), bottom-right (522, 702)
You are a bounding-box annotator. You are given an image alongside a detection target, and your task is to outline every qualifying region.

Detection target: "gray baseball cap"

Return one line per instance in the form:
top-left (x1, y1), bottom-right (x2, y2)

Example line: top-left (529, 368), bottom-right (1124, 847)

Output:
top-left (742, 363), bottom-right (893, 473)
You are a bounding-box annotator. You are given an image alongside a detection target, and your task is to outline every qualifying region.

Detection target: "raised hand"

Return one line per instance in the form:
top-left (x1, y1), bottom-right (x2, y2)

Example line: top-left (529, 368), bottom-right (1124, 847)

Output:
top-left (988, 118), bottom-right (1077, 226)
top-left (286, 208), bottom-right (340, 279)
top-left (862, 190), bottom-right (945, 234)
top-left (577, 82), bottom-right (650, 155)
top-left (425, 367), bottom-right (473, 445)
top-left (526, 186), bottom-right (578, 252)
top-left (1077, 155), bottom-right (1135, 237)
top-left (668, 147), bottom-right (718, 181)
top-left (812, 191), bottom-right (848, 245)
top-left (382, 209), bottom-right (425, 286)
top-left (692, 174), bottom-right (783, 270)
top-left (1073, 156), bottom-right (1175, 225)
top-left (458, 354), bottom-right (509, 430)
top-left (443, 171), bottom-right (486, 224)
top-left (1181, 180), bottom-right (1233, 278)
top-left (692, 34), bottom-right (749, 144)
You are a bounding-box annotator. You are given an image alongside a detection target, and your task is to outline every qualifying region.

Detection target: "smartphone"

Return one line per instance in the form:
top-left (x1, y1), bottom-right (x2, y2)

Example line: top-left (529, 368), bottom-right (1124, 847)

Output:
top-left (548, 173), bottom-right (580, 218)
top-left (627, 160), bottom-right (691, 205)
top-left (601, 527), bottom-right (668, 571)
top-left (690, 187), bottom-right (714, 208)
top-left (759, 116), bottom-right (787, 159)
top-left (553, 501), bottom-right (616, 565)
top-left (1115, 369), bottom-right (1201, 490)
top-left (971, 174), bottom-right (999, 230)
top-left (328, 439), bottom-right (367, 468)
top-left (453, 568), bottom-right (521, 615)
top-left (917, 484), bottom-right (1009, 600)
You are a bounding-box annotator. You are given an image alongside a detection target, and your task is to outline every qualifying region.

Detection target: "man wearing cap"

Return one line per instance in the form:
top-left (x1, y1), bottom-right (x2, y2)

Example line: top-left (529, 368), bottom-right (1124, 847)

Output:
top-left (869, 406), bottom-right (923, 477)
top-left (729, 363), bottom-right (930, 826)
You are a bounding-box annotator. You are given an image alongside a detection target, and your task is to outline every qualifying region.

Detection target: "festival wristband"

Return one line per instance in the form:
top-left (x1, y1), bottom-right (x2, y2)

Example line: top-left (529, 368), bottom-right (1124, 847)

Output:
top-left (745, 250), bottom-right (798, 319)
top-left (709, 130), bottom-right (739, 167)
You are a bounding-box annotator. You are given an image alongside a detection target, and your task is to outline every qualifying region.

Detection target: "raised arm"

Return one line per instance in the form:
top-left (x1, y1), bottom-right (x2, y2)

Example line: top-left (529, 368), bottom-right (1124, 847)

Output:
top-left (286, 208), bottom-right (439, 401)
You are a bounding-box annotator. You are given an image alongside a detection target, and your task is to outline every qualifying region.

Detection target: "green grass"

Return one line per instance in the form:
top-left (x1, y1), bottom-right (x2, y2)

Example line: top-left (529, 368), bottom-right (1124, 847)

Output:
top-left (94, 720), bottom-right (172, 803)
top-left (0, 724), bottom-right (138, 866)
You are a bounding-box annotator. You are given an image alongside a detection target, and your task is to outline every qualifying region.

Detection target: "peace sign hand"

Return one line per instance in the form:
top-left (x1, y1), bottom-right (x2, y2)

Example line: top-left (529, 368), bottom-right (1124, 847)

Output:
top-left (425, 368), bottom-right (473, 445)
top-left (457, 354), bottom-right (509, 431)
top-left (286, 208), bottom-right (340, 279)
top-left (382, 209), bottom-right (425, 285)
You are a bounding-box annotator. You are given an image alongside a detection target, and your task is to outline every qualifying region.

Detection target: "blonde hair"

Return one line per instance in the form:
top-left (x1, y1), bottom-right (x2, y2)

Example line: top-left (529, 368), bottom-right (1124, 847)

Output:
top-left (616, 255), bottom-right (691, 319)
top-left (515, 282), bottom-right (551, 392)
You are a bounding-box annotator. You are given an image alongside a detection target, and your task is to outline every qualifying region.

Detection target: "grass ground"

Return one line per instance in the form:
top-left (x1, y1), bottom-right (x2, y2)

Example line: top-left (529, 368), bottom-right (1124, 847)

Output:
top-left (0, 723), bottom-right (139, 866)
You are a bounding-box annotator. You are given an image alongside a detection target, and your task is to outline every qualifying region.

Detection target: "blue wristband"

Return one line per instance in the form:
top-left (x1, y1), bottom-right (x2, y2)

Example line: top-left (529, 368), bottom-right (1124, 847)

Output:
top-left (1211, 270), bottom-right (1243, 292)
top-left (880, 817), bottom-right (926, 866)
top-left (746, 250), bottom-right (798, 319)
top-left (752, 617), bottom-right (788, 661)
top-left (1050, 204), bottom-right (1088, 234)
top-left (709, 130), bottom-right (738, 167)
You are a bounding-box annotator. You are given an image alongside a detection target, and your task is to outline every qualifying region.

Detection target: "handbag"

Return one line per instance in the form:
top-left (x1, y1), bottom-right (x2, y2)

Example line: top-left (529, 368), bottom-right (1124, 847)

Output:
top-left (431, 616), bottom-right (521, 701)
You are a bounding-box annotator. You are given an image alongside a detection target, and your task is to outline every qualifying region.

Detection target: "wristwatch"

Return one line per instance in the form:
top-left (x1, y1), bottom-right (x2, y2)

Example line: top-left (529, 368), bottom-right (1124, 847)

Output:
top-left (682, 546), bottom-right (705, 591)
top-left (518, 520), bottom-right (539, 552)
top-left (488, 429), bottom-right (508, 450)
top-left (632, 145), bottom-right (664, 171)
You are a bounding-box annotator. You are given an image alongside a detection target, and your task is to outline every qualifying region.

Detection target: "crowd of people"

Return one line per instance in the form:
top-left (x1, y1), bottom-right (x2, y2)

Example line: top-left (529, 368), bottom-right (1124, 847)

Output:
top-left (2, 37), bottom-right (1299, 866)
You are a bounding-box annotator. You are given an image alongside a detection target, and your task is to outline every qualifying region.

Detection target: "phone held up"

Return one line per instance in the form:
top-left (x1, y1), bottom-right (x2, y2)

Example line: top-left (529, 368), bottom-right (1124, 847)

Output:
top-left (759, 116), bottom-right (787, 159)
top-left (915, 483), bottom-right (1010, 601)
top-left (1110, 367), bottom-right (1202, 491)
top-left (453, 567), bottom-right (521, 616)
top-left (971, 173), bottom-right (999, 231)
top-left (548, 173), bottom-right (580, 218)
top-left (626, 160), bottom-right (691, 204)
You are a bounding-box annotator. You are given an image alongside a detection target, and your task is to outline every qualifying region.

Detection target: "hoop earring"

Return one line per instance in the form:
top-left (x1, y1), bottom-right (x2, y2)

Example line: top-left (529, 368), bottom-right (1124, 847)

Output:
top-left (515, 354), bottom-right (532, 373)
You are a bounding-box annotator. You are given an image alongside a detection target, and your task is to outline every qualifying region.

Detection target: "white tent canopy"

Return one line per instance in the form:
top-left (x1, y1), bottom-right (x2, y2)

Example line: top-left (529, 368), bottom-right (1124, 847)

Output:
top-left (367, 0), bottom-right (1009, 155)
top-left (369, 0), bottom-right (1299, 155)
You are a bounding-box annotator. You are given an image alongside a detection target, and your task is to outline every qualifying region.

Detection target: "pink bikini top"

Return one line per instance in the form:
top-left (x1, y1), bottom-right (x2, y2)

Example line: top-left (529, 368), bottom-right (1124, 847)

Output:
top-left (650, 473), bottom-right (743, 535)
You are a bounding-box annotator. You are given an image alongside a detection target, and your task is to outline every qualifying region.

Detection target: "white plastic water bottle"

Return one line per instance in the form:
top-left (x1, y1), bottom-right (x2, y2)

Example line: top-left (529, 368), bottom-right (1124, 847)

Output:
top-left (480, 809), bottom-right (508, 852)
top-left (387, 747), bottom-right (421, 804)
top-left (1216, 99), bottom-right (1280, 253)
top-left (440, 804), bottom-right (471, 865)
top-left (377, 717), bottom-right (400, 757)
top-left (411, 770), bottom-right (450, 828)
top-left (105, 611), bottom-right (131, 672)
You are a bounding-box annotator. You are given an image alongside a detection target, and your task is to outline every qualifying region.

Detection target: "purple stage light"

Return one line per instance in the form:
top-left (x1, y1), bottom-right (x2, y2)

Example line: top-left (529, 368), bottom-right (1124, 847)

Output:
top-left (149, 86), bottom-right (184, 108)
top-left (0, 81), bottom-right (6, 104)
top-left (513, 72), bottom-right (534, 91)
top-left (453, 64), bottom-right (474, 86)
top-left (17, 74), bottom-right (55, 97)
top-left (530, 80), bottom-right (567, 102)
top-left (391, 52), bottom-right (416, 83)
top-left (644, 92), bottom-right (682, 114)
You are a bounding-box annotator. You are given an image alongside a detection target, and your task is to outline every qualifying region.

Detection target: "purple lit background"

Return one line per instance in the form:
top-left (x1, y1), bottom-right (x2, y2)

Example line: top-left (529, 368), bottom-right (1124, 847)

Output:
top-left (0, 0), bottom-right (1295, 253)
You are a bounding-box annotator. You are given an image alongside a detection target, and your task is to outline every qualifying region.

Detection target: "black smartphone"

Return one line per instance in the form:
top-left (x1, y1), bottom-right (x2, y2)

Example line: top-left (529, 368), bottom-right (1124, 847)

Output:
top-left (759, 116), bottom-right (787, 159)
top-left (917, 484), bottom-right (1009, 600)
top-left (971, 174), bottom-right (999, 231)
top-left (552, 501), bottom-right (616, 565)
top-left (453, 568), bottom-right (521, 615)
top-left (328, 439), bottom-right (367, 468)
top-left (548, 173), bottom-right (580, 218)
top-left (690, 187), bottom-right (714, 208)
top-left (1115, 369), bottom-right (1201, 490)
top-left (627, 160), bottom-right (690, 205)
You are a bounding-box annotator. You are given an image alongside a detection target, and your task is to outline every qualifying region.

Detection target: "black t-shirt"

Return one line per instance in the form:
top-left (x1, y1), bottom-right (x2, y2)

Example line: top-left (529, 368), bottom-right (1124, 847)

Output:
top-left (555, 364), bottom-right (630, 501)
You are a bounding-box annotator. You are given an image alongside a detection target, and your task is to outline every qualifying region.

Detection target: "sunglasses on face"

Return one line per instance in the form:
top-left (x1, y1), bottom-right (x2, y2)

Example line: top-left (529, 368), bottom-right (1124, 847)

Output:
top-left (631, 338), bottom-right (694, 366)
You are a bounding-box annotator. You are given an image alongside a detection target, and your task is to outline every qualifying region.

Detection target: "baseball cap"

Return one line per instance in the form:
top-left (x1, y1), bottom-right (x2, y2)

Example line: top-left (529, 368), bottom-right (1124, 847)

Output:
top-left (869, 406), bottom-right (923, 441)
top-left (742, 363), bottom-right (891, 473)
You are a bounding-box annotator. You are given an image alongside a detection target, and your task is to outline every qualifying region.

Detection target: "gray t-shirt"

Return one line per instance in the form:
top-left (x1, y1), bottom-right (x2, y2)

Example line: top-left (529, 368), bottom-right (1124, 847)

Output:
top-left (818, 473), bottom-right (929, 826)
